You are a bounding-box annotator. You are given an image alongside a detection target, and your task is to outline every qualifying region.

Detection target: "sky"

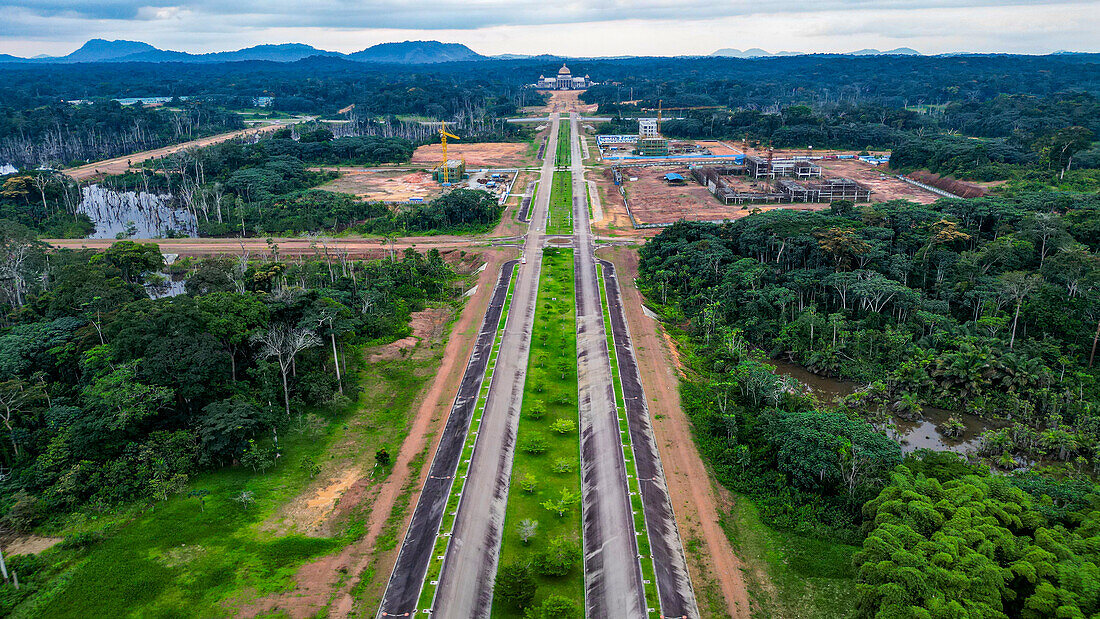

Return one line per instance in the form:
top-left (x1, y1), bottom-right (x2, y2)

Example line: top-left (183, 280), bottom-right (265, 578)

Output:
top-left (0, 0), bottom-right (1097, 57)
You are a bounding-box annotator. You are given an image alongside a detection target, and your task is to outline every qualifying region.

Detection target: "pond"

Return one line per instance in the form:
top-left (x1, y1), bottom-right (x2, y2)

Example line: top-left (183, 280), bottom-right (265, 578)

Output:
top-left (766, 358), bottom-right (996, 455)
top-left (78, 184), bottom-right (196, 239)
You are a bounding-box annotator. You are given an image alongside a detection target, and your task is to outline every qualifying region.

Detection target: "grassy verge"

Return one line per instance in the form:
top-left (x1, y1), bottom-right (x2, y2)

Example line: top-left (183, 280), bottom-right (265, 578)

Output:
top-left (653, 316), bottom-right (858, 617)
top-left (722, 495), bottom-right (857, 618)
top-left (595, 263), bottom-right (661, 617)
top-left (555, 121), bottom-right (571, 168)
top-left (417, 264), bottom-right (520, 610)
top-left (586, 182), bottom-right (593, 221)
top-left (493, 247), bottom-right (582, 617)
top-left (18, 336), bottom-right (453, 618)
top-left (547, 171), bottom-right (573, 235)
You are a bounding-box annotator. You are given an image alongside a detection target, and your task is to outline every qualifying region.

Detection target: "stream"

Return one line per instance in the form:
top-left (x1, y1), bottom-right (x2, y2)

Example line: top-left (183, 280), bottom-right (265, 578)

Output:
top-left (78, 184), bottom-right (196, 239)
top-left (766, 358), bottom-right (995, 455)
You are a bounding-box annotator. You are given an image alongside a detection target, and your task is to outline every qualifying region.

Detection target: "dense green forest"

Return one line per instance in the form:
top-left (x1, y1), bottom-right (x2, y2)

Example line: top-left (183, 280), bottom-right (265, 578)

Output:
top-left (0, 231), bottom-right (454, 520)
top-left (1, 174), bottom-right (93, 238)
top-left (638, 189), bottom-right (1100, 616)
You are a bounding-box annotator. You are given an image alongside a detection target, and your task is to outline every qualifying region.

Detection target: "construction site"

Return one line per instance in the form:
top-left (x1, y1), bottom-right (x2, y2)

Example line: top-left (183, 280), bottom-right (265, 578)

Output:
top-left (590, 106), bottom-right (949, 226)
top-left (693, 159), bottom-right (872, 205)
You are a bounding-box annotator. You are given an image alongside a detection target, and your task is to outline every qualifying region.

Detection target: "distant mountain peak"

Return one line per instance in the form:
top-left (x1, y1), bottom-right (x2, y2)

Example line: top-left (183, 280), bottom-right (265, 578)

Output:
top-left (348, 40), bottom-right (483, 63)
top-left (64, 39), bottom-right (158, 62)
top-left (711, 46), bottom-right (921, 58)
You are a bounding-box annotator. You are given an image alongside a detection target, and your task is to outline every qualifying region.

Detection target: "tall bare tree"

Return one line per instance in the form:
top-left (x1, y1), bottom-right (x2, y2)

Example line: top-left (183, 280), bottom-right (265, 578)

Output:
top-left (253, 325), bottom-right (321, 419)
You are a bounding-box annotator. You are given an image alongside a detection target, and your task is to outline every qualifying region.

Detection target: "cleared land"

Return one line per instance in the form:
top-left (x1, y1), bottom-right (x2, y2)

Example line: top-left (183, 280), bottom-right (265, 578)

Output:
top-left (317, 169), bottom-right (441, 202)
top-left (616, 161), bottom-right (940, 226)
top-left (525, 90), bottom-right (599, 115)
top-left (494, 247), bottom-right (583, 616)
top-left (622, 166), bottom-right (826, 226)
top-left (411, 142), bottom-right (533, 168)
top-left (818, 159), bottom-right (939, 203)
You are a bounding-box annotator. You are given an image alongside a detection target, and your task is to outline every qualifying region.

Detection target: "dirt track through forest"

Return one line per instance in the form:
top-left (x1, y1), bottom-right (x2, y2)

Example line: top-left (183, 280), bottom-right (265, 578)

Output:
top-left (61, 123), bottom-right (289, 181)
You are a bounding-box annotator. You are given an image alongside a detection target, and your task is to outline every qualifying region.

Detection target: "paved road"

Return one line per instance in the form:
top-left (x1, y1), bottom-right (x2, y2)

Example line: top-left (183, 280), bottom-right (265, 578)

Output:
top-left (428, 114), bottom-right (560, 619)
top-left (600, 258), bottom-right (699, 619)
top-left (570, 113), bottom-right (648, 618)
top-left (376, 258), bottom-right (517, 616)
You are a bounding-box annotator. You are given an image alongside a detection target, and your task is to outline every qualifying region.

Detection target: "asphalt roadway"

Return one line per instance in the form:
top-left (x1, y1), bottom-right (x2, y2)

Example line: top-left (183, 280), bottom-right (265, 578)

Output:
top-left (570, 112), bottom-right (648, 618)
top-left (379, 111), bottom-right (697, 618)
top-left (599, 258), bottom-right (700, 619)
top-left (426, 114), bottom-right (559, 618)
top-left (376, 258), bottom-right (517, 616)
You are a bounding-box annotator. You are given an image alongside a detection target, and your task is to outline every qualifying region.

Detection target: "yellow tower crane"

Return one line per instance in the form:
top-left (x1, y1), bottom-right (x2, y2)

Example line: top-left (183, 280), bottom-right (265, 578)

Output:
top-left (438, 121), bottom-right (463, 184)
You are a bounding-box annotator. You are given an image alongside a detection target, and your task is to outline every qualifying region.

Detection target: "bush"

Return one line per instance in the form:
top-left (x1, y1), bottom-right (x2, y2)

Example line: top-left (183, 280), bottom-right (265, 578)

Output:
top-left (551, 458), bottom-right (576, 474)
top-left (519, 472), bottom-right (539, 493)
top-left (522, 434), bottom-right (549, 455)
top-left (532, 536), bottom-right (581, 577)
top-left (526, 594), bottom-right (580, 618)
top-left (550, 418), bottom-right (576, 434)
top-left (529, 399), bottom-right (547, 420)
top-left (58, 529), bottom-right (105, 550)
top-left (494, 561), bottom-right (537, 611)
top-left (2, 491), bottom-right (45, 531)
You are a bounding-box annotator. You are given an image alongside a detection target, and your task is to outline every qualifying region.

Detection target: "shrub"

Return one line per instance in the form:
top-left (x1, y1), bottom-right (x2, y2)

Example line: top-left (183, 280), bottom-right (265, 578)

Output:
top-left (527, 594), bottom-right (580, 618)
top-left (522, 434), bottom-right (549, 455)
top-left (2, 491), bottom-right (45, 531)
top-left (58, 529), bottom-right (105, 550)
top-left (529, 399), bottom-right (547, 420)
top-left (552, 458), bottom-right (576, 474)
top-left (550, 418), bottom-right (576, 434)
top-left (519, 472), bottom-right (539, 493)
top-left (532, 536), bottom-right (581, 577)
top-left (517, 518), bottom-right (538, 544)
top-left (494, 561), bottom-right (537, 611)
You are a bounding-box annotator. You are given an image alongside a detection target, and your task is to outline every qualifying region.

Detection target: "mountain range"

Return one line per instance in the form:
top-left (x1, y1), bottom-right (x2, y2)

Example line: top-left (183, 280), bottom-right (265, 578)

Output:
top-left (710, 47), bottom-right (921, 58)
top-left (0, 39), bottom-right (485, 64)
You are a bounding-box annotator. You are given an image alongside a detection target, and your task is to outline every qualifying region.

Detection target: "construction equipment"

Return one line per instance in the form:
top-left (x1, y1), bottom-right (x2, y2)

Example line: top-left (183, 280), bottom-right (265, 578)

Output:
top-left (434, 121), bottom-right (466, 184)
top-left (440, 121), bottom-right (460, 164)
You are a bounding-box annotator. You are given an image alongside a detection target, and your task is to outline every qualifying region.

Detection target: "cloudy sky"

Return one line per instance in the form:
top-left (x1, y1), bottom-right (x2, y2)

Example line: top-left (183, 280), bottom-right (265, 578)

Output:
top-left (1, 0), bottom-right (1097, 57)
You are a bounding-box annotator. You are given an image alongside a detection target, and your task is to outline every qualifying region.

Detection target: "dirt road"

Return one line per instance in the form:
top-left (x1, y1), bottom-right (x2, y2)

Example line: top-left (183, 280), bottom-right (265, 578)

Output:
top-left (60, 123), bottom-right (290, 181)
top-left (43, 236), bottom-right (492, 258)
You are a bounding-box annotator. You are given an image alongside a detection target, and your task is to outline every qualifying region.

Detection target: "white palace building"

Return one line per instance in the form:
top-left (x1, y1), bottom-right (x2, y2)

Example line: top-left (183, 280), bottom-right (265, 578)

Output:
top-left (536, 64), bottom-right (593, 90)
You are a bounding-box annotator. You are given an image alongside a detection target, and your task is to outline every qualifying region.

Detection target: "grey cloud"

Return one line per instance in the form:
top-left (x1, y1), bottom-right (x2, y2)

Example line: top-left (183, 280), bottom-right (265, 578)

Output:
top-left (0, 0), bottom-right (1079, 31)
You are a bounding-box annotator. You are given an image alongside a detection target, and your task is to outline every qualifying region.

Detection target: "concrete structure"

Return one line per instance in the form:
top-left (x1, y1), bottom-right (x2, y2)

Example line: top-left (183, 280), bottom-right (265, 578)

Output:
top-left (638, 118), bottom-right (659, 138)
top-left (635, 137), bottom-right (670, 157)
top-left (745, 155), bottom-right (823, 179)
top-left (433, 159), bottom-right (466, 184)
top-left (693, 165), bottom-right (869, 205)
top-left (536, 63), bottom-right (592, 90)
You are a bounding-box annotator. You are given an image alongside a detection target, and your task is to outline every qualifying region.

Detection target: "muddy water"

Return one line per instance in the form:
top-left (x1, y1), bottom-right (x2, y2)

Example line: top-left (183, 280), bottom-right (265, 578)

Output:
top-left (766, 358), bottom-right (994, 455)
top-left (78, 184), bottom-right (196, 239)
